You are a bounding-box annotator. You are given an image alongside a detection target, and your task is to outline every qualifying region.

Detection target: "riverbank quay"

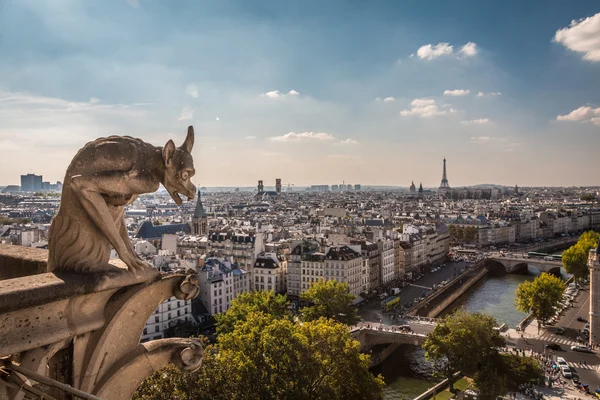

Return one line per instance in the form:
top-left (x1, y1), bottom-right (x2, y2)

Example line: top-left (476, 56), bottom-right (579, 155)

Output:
top-left (407, 260), bottom-right (487, 317)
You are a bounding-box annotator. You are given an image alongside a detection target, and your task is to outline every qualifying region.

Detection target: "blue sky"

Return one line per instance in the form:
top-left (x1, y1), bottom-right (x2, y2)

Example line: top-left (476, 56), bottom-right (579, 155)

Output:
top-left (0, 0), bottom-right (599, 187)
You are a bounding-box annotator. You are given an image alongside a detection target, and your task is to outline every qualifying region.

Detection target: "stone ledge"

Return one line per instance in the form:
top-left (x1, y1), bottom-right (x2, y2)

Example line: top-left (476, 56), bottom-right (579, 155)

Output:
top-left (0, 265), bottom-right (160, 315)
top-left (0, 244), bottom-right (49, 280)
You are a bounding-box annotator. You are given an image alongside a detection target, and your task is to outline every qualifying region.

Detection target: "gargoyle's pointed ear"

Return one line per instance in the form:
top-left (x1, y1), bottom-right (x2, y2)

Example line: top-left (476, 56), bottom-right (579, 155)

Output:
top-left (181, 126), bottom-right (194, 153)
top-left (163, 139), bottom-right (176, 164)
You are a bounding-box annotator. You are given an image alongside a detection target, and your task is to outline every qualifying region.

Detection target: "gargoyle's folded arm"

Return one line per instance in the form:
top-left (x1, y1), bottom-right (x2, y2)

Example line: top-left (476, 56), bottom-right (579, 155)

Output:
top-left (70, 172), bottom-right (148, 271)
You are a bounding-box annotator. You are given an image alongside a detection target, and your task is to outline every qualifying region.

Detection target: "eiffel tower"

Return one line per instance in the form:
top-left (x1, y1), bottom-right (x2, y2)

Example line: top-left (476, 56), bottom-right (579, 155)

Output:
top-left (439, 157), bottom-right (451, 190)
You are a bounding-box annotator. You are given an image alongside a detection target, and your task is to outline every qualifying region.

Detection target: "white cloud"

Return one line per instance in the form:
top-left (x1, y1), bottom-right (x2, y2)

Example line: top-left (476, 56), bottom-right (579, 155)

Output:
top-left (444, 89), bottom-right (470, 96)
top-left (383, 97), bottom-right (396, 102)
top-left (591, 117), bottom-right (600, 126)
top-left (461, 118), bottom-right (490, 124)
top-left (556, 106), bottom-right (600, 123)
top-left (89, 97), bottom-right (101, 104)
top-left (417, 43), bottom-right (453, 60)
top-left (477, 91), bottom-right (502, 97)
top-left (416, 42), bottom-right (477, 60)
top-left (245, 136), bottom-right (256, 139)
top-left (338, 138), bottom-right (359, 145)
top-left (216, 117), bottom-right (220, 121)
top-left (127, 0), bottom-right (140, 9)
top-left (178, 107), bottom-right (193, 121)
top-left (470, 136), bottom-right (506, 142)
top-left (270, 132), bottom-right (334, 142)
top-left (410, 98), bottom-right (436, 107)
top-left (459, 42), bottom-right (478, 57)
top-left (263, 89), bottom-right (300, 99)
top-left (554, 12), bottom-right (600, 62)
top-left (401, 98), bottom-right (456, 118)
top-left (186, 84), bottom-right (199, 98)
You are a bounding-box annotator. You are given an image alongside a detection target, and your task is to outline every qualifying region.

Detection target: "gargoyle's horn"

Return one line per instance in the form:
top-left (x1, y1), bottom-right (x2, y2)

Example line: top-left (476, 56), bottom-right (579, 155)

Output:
top-left (181, 126), bottom-right (194, 153)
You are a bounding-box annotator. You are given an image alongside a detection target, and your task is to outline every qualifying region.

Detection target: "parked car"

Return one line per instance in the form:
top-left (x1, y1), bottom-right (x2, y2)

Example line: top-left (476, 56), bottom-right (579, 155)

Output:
top-left (556, 327), bottom-right (565, 335)
top-left (545, 343), bottom-right (562, 351)
top-left (561, 366), bottom-right (572, 379)
top-left (571, 346), bottom-right (594, 353)
top-left (577, 316), bottom-right (587, 322)
top-left (556, 357), bottom-right (568, 367)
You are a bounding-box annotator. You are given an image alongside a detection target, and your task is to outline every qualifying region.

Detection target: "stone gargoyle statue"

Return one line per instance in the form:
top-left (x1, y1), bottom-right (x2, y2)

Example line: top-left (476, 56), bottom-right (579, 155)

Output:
top-left (48, 126), bottom-right (196, 274)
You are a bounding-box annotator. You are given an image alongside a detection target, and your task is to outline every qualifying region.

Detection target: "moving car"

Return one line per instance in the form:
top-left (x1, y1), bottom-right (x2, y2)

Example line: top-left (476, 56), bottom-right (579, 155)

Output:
top-left (571, 345), bottom-right (594, 353)
top-left (560, 365), bottom-right (572, 379)
top-left (577, 316), bottom-right (586, 322)
top-left (545, 343), bottom-right (562, 351)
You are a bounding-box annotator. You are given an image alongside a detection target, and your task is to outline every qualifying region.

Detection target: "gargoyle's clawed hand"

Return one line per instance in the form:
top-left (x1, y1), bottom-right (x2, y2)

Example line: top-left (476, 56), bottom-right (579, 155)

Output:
top-left (122, 254), bottom-right (151, 273)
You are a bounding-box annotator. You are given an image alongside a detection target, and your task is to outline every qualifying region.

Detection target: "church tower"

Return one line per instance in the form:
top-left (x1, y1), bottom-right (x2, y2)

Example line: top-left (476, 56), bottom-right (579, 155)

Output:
top-left (192, 190), bottom-right (208, 236)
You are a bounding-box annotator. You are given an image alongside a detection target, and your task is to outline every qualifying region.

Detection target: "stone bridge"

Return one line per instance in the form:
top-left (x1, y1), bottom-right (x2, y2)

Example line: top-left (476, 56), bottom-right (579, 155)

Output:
top-left (487, 256), bottom-right (564, 274)
top-left (350, 326), bottom-right (428, 350)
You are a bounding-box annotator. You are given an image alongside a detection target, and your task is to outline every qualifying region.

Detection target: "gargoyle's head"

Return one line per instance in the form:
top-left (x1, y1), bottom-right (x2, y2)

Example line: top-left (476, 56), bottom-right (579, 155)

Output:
top-left (162, 126), bottom-right (196, 206)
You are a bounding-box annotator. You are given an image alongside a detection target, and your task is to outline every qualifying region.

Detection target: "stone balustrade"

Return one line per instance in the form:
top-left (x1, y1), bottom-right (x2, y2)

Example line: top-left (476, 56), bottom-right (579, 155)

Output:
top-left (0, 244), bottom-right (203, 400)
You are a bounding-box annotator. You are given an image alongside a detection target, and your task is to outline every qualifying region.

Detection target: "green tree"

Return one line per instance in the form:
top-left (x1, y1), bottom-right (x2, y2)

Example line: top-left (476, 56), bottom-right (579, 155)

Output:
top-left (423, 310), bottom-right (505, 387)
top-left (579, 230), bottom-right (600, 251)
top-left (515, 273), bottom-right (566, 330)
top-left (152, 219), bottom-right (162, 225)
top-left (135, 313), bottom-right (383, 400)
top-left (562, 245), bottom-right (589, 282)
top-left (216, 290), bottom-right (291, 335)
top-left (464, 226), bottom-right (478, 244)
top-left (300, 280), bottom-right (360, 325)
top-left (500, 353), bottom-right (544, 391)
top-left (581, 193), bottom-right (597, 202)
top-left (473, 358), bottom-right (507, 400)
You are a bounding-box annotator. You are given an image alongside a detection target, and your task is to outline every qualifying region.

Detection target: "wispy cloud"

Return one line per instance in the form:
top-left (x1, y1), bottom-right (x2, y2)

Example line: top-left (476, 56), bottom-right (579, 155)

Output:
top-left (186, 84), bottom-right (199, 98)
top-left (245, 136), bottom-right (256, 139)
top-left (270, 132), bottom-right (334, 142)
top-left (476, 91), bottom-right (502, 97)
top-left (554, 12), bottom-right (600, 62)
top-left (178, 107), bottom-right (193, 121)
top-left (263, 89), bottom-right (300, 99)
top-left (338, 138), bottom-right (360, 145)
top-left (400, 98), bottom-right (457, 118)
top-left (461, 118), bottom-right (490, 124)
top-left (444, 89), bottom-right (470, 96)
top-left (416, 42), bottom-right (477, 60)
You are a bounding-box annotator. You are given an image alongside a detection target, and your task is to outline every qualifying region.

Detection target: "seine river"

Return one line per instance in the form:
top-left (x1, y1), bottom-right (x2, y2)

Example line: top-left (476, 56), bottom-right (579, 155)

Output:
top-left (379, 271), bottom-right (535, 399)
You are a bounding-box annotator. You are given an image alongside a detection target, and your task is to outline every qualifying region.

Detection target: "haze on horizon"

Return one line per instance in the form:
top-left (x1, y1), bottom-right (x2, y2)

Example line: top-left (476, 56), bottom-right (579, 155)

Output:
top-left (0, 1), bottom-right (599, 188)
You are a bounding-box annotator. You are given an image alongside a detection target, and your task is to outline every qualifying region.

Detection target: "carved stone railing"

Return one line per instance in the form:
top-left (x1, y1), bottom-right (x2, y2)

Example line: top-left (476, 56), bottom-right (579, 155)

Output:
top-left (0, 244), bottom-right (202, 400)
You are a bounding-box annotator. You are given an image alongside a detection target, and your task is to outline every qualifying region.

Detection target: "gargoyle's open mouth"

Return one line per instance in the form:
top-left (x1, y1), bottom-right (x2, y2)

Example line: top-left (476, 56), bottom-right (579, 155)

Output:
top-left (170, 191), bottom-right (193, 206)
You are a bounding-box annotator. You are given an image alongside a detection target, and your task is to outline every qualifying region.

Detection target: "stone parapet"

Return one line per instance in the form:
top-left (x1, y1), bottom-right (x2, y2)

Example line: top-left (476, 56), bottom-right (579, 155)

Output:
top-left (0, 244), bottom-right (48, 280)
top-left (0, 246), bottom-right (202, 400)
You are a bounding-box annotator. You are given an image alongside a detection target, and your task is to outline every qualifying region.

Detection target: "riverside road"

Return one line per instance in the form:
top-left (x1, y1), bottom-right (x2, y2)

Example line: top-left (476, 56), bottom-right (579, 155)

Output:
top-left (358, 260), bottom-right (467, 326)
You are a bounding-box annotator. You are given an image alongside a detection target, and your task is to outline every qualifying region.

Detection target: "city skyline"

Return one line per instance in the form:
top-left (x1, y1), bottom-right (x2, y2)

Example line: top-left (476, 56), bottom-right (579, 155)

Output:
top-left (1, 1), bottom-right (599, 187)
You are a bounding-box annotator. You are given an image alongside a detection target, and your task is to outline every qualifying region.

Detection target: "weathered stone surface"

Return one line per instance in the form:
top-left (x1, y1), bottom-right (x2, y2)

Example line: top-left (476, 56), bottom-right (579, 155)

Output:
top-left (0, 244), bottom-right (48, 280)
top-left (47, 126), bottom-right (196, 274)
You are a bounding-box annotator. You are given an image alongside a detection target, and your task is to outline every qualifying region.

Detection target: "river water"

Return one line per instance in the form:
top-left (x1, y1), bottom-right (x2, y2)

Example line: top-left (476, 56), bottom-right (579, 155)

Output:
top-left (380, 271), bottom-right (537, 399)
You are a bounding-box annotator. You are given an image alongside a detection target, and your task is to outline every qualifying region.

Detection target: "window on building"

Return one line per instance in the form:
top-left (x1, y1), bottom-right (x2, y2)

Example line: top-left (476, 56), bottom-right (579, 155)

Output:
top-left (155, 316), bottom-right (159, 323)
top-left (155, 326), bottom-right (160, 333)
top-left (143, 328), bottom-right (147, 335)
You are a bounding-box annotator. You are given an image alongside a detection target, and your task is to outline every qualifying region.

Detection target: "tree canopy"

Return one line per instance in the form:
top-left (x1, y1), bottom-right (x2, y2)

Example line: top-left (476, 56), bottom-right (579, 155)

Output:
top-left (135, 291), bottom-right (383, 400)
top-left (423, 310), bottom-right (505, 381)
top-left (562, 230), bottom-right (600, 281)
top-left (423, 310), bottom-right (543, 399)
top-left (215, 290), bottom-right (291, 335)
top-left (515, 272), bottom-right (565, 327)
top-left (300, 280), bottom-right (360, 325)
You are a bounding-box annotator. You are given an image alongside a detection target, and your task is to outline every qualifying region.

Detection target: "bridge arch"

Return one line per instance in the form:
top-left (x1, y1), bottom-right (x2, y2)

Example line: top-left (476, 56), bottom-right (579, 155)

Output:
top-left (510, 262), bottom-right (529, 274)
top-left (485, 259), bottom-right (509, 275)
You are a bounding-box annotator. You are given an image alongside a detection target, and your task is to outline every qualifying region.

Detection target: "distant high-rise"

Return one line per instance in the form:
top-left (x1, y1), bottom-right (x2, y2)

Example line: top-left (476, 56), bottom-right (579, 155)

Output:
top-left (354, 184), bottom-right (361, 191)
top-left (20, 174), bottom-right (43, 192)
top-left (439, 158), bottom-right (451, 190)
top-left (275, 178), bottom-right (282, 194)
